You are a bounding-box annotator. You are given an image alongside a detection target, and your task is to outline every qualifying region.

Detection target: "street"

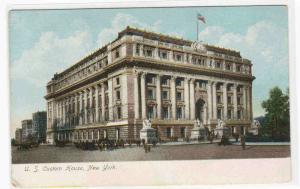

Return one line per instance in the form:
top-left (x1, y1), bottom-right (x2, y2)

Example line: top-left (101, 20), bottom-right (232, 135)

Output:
top-left (12, 143), bottom-right (290, 164)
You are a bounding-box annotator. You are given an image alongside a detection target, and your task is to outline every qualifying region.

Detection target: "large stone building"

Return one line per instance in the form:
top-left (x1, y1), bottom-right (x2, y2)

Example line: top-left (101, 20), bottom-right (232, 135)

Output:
top-left (45, 26), bottom-right (255, 144)
top-left (32, 111), bottom-right (47, 143)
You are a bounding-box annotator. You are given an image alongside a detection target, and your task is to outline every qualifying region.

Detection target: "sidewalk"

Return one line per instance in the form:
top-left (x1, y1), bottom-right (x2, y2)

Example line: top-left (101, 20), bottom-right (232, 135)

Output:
top-left (232, 142), bottom-right (290, 146)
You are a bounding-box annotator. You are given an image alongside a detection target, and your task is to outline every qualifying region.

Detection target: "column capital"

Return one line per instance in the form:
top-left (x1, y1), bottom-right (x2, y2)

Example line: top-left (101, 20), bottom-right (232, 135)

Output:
top-left (141, 72), bottom-right (147, 78)
top-left (189, 78), bottom-right (195, 83)
top-left (232, 83), bottom-right (238, 88)
top-left (170, 75), bottom-right (176, 81)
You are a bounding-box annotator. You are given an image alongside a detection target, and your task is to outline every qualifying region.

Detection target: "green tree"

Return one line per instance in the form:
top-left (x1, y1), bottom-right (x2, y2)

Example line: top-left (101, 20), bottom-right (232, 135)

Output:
top-left (261, 87), bottom-right (290, 140)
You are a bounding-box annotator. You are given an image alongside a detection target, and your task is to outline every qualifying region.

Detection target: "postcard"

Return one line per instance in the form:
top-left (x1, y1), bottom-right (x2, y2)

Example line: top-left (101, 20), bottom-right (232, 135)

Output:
top-left (9, 1), bottom-right (294, 187)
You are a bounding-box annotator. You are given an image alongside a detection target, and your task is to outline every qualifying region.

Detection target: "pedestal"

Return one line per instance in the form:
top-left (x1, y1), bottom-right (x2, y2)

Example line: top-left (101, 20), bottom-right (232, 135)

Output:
top-left (140, 127), bottom-right (157, 143)
top-left (190, 127), bottom-right (207, 140)
top-left (215, 127), bottom-right (230, 138)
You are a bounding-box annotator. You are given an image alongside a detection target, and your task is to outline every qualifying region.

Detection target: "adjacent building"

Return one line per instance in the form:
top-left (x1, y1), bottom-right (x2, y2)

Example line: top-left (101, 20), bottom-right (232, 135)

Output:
top-left (32, 111), bottom-right (47, 143)
top-left (21, 119), bottom-right (33, 142)
top-left (45, 26), bottom-right (255, 144)
top-left (15, 128), bottom-right (22, 145)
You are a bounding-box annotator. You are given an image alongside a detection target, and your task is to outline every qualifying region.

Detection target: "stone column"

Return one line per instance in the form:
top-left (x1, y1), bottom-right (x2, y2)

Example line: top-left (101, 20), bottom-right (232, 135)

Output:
top-left (170, 76), bottom-right (176, 119)
top-left (248, 85), bottom-right (252, 120)
top-left (121, 74), bottom-right (128, 119)
top-left (243, 85), bottom-right (247, 120)
top-left (154, 47), bottom-right (159, 59)
top-left (132, 43), bottom-right (136, 57)
top-left (189, 78), bottom-right (195, 120)
top-left (101, 84), bottom-right (105, 121)
top-left (74, 95), bottom-right (78, 126)
top-left (95, 85), bottom-right (99, 122)
top-left (79, 92), bottom-right (83, 125)
top-left (140, 72), bottom-right (146, 119)
top-left (207, 81), bottom-right (213, 122)
top-left (90, 87), bottom-right (93, 123)
top-left (233, 84), bottom-right (238, 119)
top-left (184, 77), bottom-right (190, 119)
top-left (169, 50), bottom-right (173, 61)
top-left (134, 72), bottom-right (140, 119)
top-left (140, 44), bottom-right (143, 56)
top-left (223, 82), bottom-right (228, 120)
top-left (212, 82), bottom-right (217, 119)
top-left (84, 89), bottom-right (88, 124)
top-left (62, 99), bottom-right (65, 126)
top-left (156, 74), bottom-right (161, 119)
top-left (108, 78), bottom-right (113, 121)
top-left (203, 104), bottom-right (207, 124)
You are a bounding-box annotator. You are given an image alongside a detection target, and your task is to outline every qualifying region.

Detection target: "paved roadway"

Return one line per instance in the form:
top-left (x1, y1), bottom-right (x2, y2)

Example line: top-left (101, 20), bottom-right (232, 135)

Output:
top-left (12, 143), bottom-right (290, 164)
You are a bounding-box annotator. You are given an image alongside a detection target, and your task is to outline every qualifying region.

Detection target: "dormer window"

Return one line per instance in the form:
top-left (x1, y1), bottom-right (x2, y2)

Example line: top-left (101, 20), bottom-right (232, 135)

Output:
top-left (226, 64), bottom-right (231, 70)
top-left (216, 62), bottom-right (221, 68)
top-left (236, 65), bottom-right (241, 72)
top-left (115, 50), bottom-right (120, 58)
top-left (145, 49), bottom-right (153, 57)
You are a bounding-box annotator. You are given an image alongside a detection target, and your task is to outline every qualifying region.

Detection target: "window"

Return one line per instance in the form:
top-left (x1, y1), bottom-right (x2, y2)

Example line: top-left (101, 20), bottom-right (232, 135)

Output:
top-left (146, 49), bottom-right (153, 57)
top-left (216, 62), bottom-right (221, 68)
top-left (227, 110), bottom-right (232, 119)
top-left (237, 110), bottom-right (242, 119)
top-left (176, 79), bottom-right (182, 87)
top-left (176, 92), bottom-right (182, 100)
top-left (227, 96), bottom-right (232, 104)
top-left (159, 50), bottom-right (168, 59)
top-left (175, 54), bottom-right (182, 61)
top-left (147, 106), bottom-right (154, 119)
top-left (217, 95), bottom-right (222, 103)
top-left (116, 91), bottom-right (121, 100)
top-left (117, 107), bottom-right (122, 119)
top-left (217, 109), bottom-right (222, 119)
top-left (237, 86), bottom-right (242, 93)
top-left (237, 96), bottom-right (241, 105)
top-left (180, 127), bottom-right (185, 138)
top-left (146, 76), bottom-right (154, 84)
top-left (176, 107), bottom-right (182, 119)
top-left (226, 64), bottom-right (231, 70)
top-left (147, 89), bottom-right (154, 99)
top-left (236, 65), bottom-right (241, 72)
top-left (136, 44), bottom-right (140, 55)
top-left (116, 77), bottom-right (120, 85)
top-left (162, 91), bottom-right (168, 100)
top-left (216, 84), bottom-right (221, 91)
top-left (115, 50), bottom-right (120, 58)
top-left (162, 78), bottom-right (168, 86)
top-left (163, 107), bottom-right (169, 119)
top-left (166, 127), bottom-right (171, 138)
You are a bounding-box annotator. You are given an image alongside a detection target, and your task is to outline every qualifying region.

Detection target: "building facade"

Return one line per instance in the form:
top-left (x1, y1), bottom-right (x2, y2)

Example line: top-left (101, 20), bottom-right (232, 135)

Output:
top-left (32, 111), bottom-right (47, 143)
top-left (15, 128), bottom-right (22, 144)
top-left (21, 119), bottom-right (33, 142)
top-left (45, 26), bottom-right (255, 144)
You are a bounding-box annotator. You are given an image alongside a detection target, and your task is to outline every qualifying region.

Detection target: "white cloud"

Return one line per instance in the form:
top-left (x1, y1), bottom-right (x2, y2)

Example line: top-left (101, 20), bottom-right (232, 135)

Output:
top-left (96, 13), bottom-right (162, 47)
top-left (198, 20), bottom-right (289, 117)
top-left (11, 30), bottom-right (93, 87)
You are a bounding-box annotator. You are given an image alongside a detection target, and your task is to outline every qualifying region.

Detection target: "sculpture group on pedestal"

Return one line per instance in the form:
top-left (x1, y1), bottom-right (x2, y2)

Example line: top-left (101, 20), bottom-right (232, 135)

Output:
top-left (139, 119), bottom-right (157, 143)
top-left (190, 119), bottom-right (207, 140)
top-left (215, 119), bottom-right (230, 138)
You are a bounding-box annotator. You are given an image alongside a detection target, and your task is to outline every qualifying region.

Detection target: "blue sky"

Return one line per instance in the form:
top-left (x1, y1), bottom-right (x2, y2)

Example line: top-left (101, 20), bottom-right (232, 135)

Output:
top-left (9, 6), bottom-right (289, 136)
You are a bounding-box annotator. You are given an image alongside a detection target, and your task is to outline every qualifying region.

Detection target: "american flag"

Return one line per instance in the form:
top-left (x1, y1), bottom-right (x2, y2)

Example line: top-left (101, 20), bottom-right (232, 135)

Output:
top-left (197, 14), bottom-right (206, 23)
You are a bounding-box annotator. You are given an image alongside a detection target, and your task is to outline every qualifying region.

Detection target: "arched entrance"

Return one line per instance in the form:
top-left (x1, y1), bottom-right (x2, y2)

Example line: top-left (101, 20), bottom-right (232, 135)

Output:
top-left (195, 99), bottom-right (205, 121)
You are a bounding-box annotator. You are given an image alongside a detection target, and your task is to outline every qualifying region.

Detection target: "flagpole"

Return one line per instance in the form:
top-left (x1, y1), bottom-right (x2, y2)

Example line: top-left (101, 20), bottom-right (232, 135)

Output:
top-left (196, 18), bottom-right (199, 41)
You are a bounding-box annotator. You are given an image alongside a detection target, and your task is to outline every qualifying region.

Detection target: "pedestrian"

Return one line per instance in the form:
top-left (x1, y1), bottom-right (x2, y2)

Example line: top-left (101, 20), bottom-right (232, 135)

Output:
top-left (241, 134), bottom-right (246, 150)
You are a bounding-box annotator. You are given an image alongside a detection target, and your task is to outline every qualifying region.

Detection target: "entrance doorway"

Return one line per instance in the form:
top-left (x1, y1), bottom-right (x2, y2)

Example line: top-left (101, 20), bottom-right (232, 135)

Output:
top-left (195, 99), bottom-right (205, 121)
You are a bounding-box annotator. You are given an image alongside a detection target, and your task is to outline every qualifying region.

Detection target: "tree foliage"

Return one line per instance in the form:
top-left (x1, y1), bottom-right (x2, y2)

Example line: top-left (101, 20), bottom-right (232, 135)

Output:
top-left (261, 87), bottom-right (290, 140)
